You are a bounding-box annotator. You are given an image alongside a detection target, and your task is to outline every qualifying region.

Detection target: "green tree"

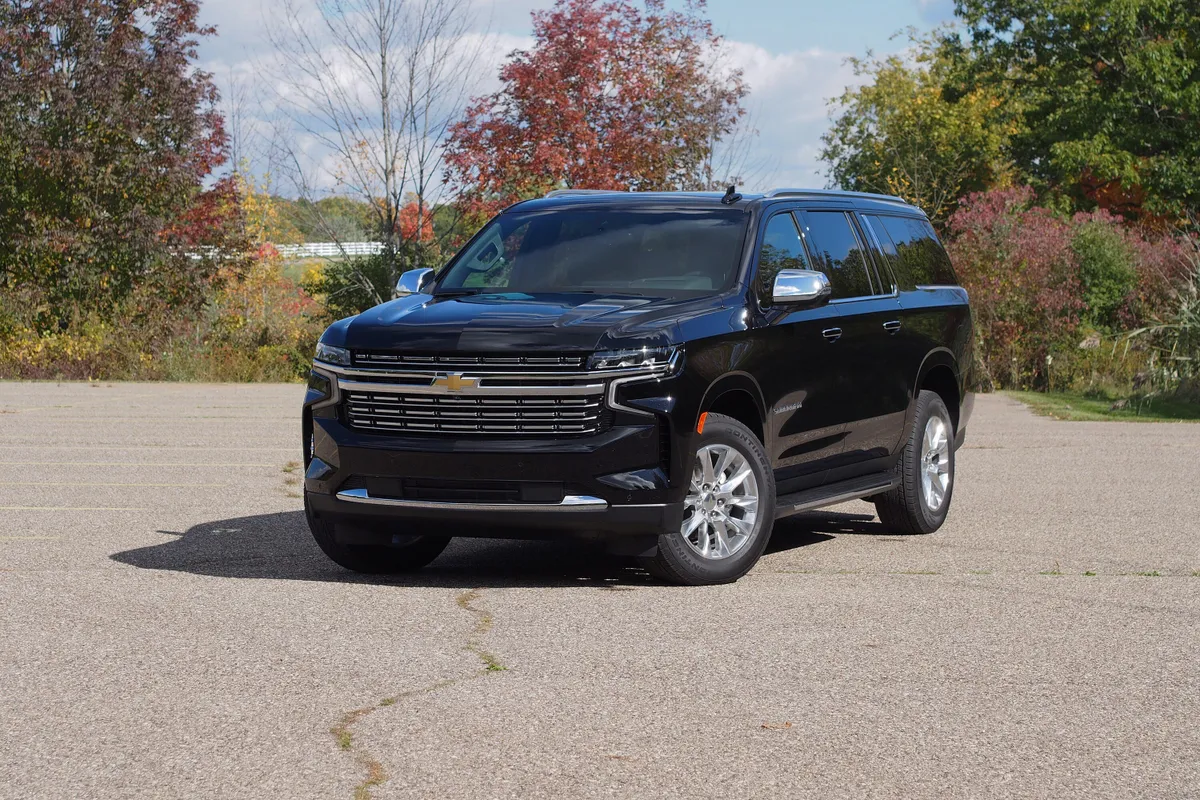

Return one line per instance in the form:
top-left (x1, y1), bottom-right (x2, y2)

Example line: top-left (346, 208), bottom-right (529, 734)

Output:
top-left (0, 0), bottom-right (240, 331)
top-left (955, 0), bottom-right (1200, 217)
top-left (820, 31), bottom-right (1017, 227)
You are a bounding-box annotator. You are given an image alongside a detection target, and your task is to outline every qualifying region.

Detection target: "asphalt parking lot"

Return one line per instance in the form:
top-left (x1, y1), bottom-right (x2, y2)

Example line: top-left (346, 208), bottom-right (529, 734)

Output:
top-left (1, 382), bottom-right (1197, 799)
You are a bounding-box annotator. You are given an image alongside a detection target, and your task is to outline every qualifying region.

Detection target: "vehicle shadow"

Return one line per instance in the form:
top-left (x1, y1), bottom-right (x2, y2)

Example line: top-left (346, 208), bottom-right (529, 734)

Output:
top-left (109, 509), bottom-right (872, 588)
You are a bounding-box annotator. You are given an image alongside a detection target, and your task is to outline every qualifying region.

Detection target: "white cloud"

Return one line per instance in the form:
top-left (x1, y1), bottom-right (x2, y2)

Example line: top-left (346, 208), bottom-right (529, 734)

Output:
top-left (720, 40), bottom-right (866, 188)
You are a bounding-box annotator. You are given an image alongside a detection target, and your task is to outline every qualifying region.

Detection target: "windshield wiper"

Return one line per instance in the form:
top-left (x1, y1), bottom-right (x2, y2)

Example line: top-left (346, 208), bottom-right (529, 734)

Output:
top-left (433, 288), bottom-right (482, 297)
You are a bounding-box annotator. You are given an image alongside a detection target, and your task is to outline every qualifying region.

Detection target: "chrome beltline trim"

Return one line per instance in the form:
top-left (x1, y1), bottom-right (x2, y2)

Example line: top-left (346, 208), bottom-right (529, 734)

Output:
top-left (338, 378), bottom-right (605, 397)
top-left (335, 487), bottom-right (608, 512)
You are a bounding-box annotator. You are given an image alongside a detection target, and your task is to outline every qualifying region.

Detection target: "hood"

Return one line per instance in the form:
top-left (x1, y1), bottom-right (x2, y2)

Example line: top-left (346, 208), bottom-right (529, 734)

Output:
top-left (337, 291), bottom-right (733, 353)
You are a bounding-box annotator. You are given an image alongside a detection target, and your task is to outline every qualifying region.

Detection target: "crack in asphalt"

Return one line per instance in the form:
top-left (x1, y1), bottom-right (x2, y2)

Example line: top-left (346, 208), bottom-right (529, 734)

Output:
top-left (330, 587), bottom-right (507, 800)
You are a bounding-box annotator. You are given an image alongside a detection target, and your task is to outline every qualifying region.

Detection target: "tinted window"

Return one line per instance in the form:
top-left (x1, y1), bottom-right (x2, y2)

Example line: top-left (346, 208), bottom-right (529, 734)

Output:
top-left (439, 209), bottom-right (748, 298)
top-left (801, 211), bottom-right (875, 299)
top-left (756, 212), bottom-right (810, 302)
top-left (871, 214), bottom-right (958, 290)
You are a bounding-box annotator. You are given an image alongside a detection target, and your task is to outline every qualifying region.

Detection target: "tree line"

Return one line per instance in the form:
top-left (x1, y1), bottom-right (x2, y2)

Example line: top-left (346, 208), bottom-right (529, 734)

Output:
top-left (0, 0), bottom-right (1197, 401)
top-left (822, 0), bottom-right (1199, 399)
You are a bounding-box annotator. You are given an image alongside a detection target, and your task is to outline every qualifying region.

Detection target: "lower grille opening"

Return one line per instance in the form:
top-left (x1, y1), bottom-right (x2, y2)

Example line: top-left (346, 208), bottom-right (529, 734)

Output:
top-left (340, 476), bottom-right (566, 505)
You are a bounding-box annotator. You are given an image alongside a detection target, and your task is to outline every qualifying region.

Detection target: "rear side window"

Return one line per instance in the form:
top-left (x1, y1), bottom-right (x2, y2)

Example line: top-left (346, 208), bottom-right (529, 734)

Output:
top-left (868, 214), bottom-right (958, 290)
top-left (800, 211), bottom-right (875, 299)
top-left (756, 212), bottom-right (810, 302)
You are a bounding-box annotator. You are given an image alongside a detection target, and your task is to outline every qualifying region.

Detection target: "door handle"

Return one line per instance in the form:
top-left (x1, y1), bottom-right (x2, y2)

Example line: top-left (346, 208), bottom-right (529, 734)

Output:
top-left (822, 327), bottom-right (843, 342)
top-left (882, 320), bottom-right (902, 334)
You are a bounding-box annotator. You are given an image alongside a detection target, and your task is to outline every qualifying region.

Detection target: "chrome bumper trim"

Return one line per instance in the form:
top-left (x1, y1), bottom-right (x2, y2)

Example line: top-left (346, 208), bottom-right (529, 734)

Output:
top-left (334, 488), bottom-right (609, 512)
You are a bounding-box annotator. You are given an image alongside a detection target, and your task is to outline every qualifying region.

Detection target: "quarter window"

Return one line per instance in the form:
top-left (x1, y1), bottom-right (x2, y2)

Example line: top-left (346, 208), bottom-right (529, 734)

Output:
top-left (756, 212), bottom-right (810, 303)
top-left (800, 211), bottom-right (875, 299)
top-left (869, 214), bottom-right (958, 290)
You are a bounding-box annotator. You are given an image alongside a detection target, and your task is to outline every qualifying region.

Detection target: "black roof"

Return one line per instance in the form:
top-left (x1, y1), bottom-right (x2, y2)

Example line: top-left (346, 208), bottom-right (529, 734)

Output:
top-left (507, 188), bottom-right (924, 217)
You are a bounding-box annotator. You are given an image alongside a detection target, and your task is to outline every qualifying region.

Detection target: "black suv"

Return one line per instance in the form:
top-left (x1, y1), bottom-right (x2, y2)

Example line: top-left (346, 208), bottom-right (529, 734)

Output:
top-left (303, 188), bottom-right (974, 584)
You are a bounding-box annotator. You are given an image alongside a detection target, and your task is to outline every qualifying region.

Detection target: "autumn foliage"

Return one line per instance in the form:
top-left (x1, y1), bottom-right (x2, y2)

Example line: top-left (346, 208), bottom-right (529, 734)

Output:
top-left (445, 0), bottom-right (747, 214)
top-left (947, 187), bottom-right (1193, 390)
top-left (0, 0), bottom-right (247, 337)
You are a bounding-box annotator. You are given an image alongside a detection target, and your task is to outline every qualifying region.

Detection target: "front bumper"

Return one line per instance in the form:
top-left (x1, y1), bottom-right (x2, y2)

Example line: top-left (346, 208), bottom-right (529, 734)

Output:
top-left (303, 405), bottom-right (686, 539)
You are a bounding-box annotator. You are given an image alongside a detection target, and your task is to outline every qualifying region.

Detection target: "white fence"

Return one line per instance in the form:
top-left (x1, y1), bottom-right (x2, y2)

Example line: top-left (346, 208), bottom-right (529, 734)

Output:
top-left (274, 241), bottom-right (383, 259)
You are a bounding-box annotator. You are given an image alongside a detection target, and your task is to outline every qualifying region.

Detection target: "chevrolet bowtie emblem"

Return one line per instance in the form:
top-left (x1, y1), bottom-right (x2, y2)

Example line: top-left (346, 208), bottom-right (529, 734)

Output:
top-left (433, 373), bottom-right (478, 392)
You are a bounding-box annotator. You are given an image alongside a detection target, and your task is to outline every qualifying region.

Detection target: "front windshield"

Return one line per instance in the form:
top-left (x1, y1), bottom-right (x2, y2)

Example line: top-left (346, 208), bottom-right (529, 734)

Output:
top-left (436, 207), bottom-right (748, 297)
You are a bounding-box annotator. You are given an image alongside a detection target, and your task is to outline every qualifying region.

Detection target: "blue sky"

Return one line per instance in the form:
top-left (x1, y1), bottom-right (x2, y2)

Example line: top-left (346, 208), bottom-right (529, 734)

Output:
top-left (198, 0), bottom-right (958, 192)
top-left (708, 0), bottom-right (955, 53)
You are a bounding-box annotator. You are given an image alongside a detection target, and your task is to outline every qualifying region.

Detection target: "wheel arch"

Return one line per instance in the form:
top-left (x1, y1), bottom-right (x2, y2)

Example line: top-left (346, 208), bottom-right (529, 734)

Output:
top-left (697, 372), bottom-right (767, 446)
top-left (912, 348), bottom-right (962, 434)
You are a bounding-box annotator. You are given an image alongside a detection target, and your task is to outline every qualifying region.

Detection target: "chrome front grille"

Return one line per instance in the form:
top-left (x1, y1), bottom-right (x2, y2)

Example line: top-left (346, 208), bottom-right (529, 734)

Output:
top-left (353, 351), bottom-right (585, 371)
top-left (346, 392), bottom-right (602, 435)
top-left (317, 349), bottom-right (678, 438)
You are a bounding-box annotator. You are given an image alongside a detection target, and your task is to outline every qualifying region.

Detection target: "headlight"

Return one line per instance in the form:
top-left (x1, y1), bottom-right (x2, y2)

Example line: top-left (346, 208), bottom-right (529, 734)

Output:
top-left (588, 345), bottom-right (680, 372)
top-left (315, 342), bottom-right (351, 366)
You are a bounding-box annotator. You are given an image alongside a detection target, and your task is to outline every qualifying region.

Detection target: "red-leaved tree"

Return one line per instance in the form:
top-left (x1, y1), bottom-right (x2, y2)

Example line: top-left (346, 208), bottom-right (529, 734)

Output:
top-left (444, 0), bottom-right (748, 215)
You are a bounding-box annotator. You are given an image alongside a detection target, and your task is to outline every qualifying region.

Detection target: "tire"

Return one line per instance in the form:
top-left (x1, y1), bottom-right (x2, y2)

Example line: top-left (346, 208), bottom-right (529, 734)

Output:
top-left (648, 413), bottom-right (776, 585)
top-left (874, 390), bottom-right (955, 534)
top-left (305, 492), bottom-right (451, 574)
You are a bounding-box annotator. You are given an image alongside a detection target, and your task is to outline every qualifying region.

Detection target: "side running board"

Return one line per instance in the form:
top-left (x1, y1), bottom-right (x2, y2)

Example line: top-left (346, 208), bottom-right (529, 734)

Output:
top-left (774, 473), bottom-right (899, 519)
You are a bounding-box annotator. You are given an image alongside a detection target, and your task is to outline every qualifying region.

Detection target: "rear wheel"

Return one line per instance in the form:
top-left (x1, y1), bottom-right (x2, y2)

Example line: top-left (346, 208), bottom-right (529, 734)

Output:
top-left (305, 492), bottom-right (451, 574)
top-left (875, 390), bottom-right (955, 534)
top-left (649, 413), bottom-right (775, 585)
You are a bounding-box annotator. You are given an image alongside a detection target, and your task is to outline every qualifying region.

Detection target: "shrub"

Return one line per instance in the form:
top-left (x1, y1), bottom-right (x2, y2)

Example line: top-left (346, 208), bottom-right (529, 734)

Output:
top-left (947, 187), bottom-right (1084, 389)
top-left (301, 255), bottom-right (398, 321)
top-left (946, 186), bottom-right (1195, 394)
top-left (1070, 218), bottom-right (1137, 330)
top-left (0, 256), bottom-right (323, 382)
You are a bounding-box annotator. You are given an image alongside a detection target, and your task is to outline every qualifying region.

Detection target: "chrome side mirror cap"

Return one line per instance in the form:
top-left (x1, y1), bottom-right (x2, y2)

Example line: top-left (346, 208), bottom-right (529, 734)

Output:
top-left (395, 267), bottom-right (435, 297)
top-left (772, 269), bottom-right (832, 306)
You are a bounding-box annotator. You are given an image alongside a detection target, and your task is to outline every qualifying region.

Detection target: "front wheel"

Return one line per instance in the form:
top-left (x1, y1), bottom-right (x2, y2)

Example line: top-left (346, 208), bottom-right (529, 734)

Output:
top-left (305, 492), bottom-right (451, 574)
top-left (648, 413), bottom-right (776, 585)
top-left (874, 390), bottom-right (955, 534)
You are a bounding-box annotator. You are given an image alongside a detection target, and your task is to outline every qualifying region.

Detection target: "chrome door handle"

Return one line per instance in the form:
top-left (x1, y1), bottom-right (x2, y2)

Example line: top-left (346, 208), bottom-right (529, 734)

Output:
top-left (822, 327), bottom-right (843, 342)
top-left (883, 320), bottom-right (902, 334)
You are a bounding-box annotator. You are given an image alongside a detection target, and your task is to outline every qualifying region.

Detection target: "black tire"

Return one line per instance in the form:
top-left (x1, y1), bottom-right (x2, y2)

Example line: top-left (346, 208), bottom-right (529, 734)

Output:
top-left (648, 413), bottom-right (776, 585)
top-left (305, 492), bottom-right (451, 574)
top-left (874, 390), bottom-right (955, 534)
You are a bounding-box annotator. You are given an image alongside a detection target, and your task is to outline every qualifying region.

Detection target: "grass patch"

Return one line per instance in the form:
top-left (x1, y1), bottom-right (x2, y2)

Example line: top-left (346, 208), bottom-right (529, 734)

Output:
top-left (1133, 570), bottom-right (1163, 577)
top-left (1006, 391), bottom-right (1200, 422)
top-left (1083, 571), bottom-right (1098, 577)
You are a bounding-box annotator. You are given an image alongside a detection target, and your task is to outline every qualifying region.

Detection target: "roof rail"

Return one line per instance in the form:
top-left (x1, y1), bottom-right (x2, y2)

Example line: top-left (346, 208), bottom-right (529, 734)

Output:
top-left (763, 188), bottom-right (910, 204)
top-left (543, 189), bottom-right (625, 198)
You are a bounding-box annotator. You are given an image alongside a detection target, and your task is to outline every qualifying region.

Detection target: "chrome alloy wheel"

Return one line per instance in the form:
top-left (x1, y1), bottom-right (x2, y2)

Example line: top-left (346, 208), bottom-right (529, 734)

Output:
top-left (920, 414), bottom-right (951, 512)
top-left (681, 443), bottom-right (760, 560)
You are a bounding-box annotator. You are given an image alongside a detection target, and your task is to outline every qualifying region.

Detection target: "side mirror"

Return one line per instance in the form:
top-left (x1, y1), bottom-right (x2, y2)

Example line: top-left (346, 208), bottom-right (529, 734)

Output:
top-left (395, 268), bottom-right (434, 297)
top-left (772, 269), bottom-right (831, 306)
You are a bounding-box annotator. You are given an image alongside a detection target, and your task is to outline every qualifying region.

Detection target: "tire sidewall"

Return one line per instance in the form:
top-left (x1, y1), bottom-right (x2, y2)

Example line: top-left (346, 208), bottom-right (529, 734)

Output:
top-left (657, 414), bottom-right (776, 584)
top-left (910, 394), bottom-right (955, 531)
